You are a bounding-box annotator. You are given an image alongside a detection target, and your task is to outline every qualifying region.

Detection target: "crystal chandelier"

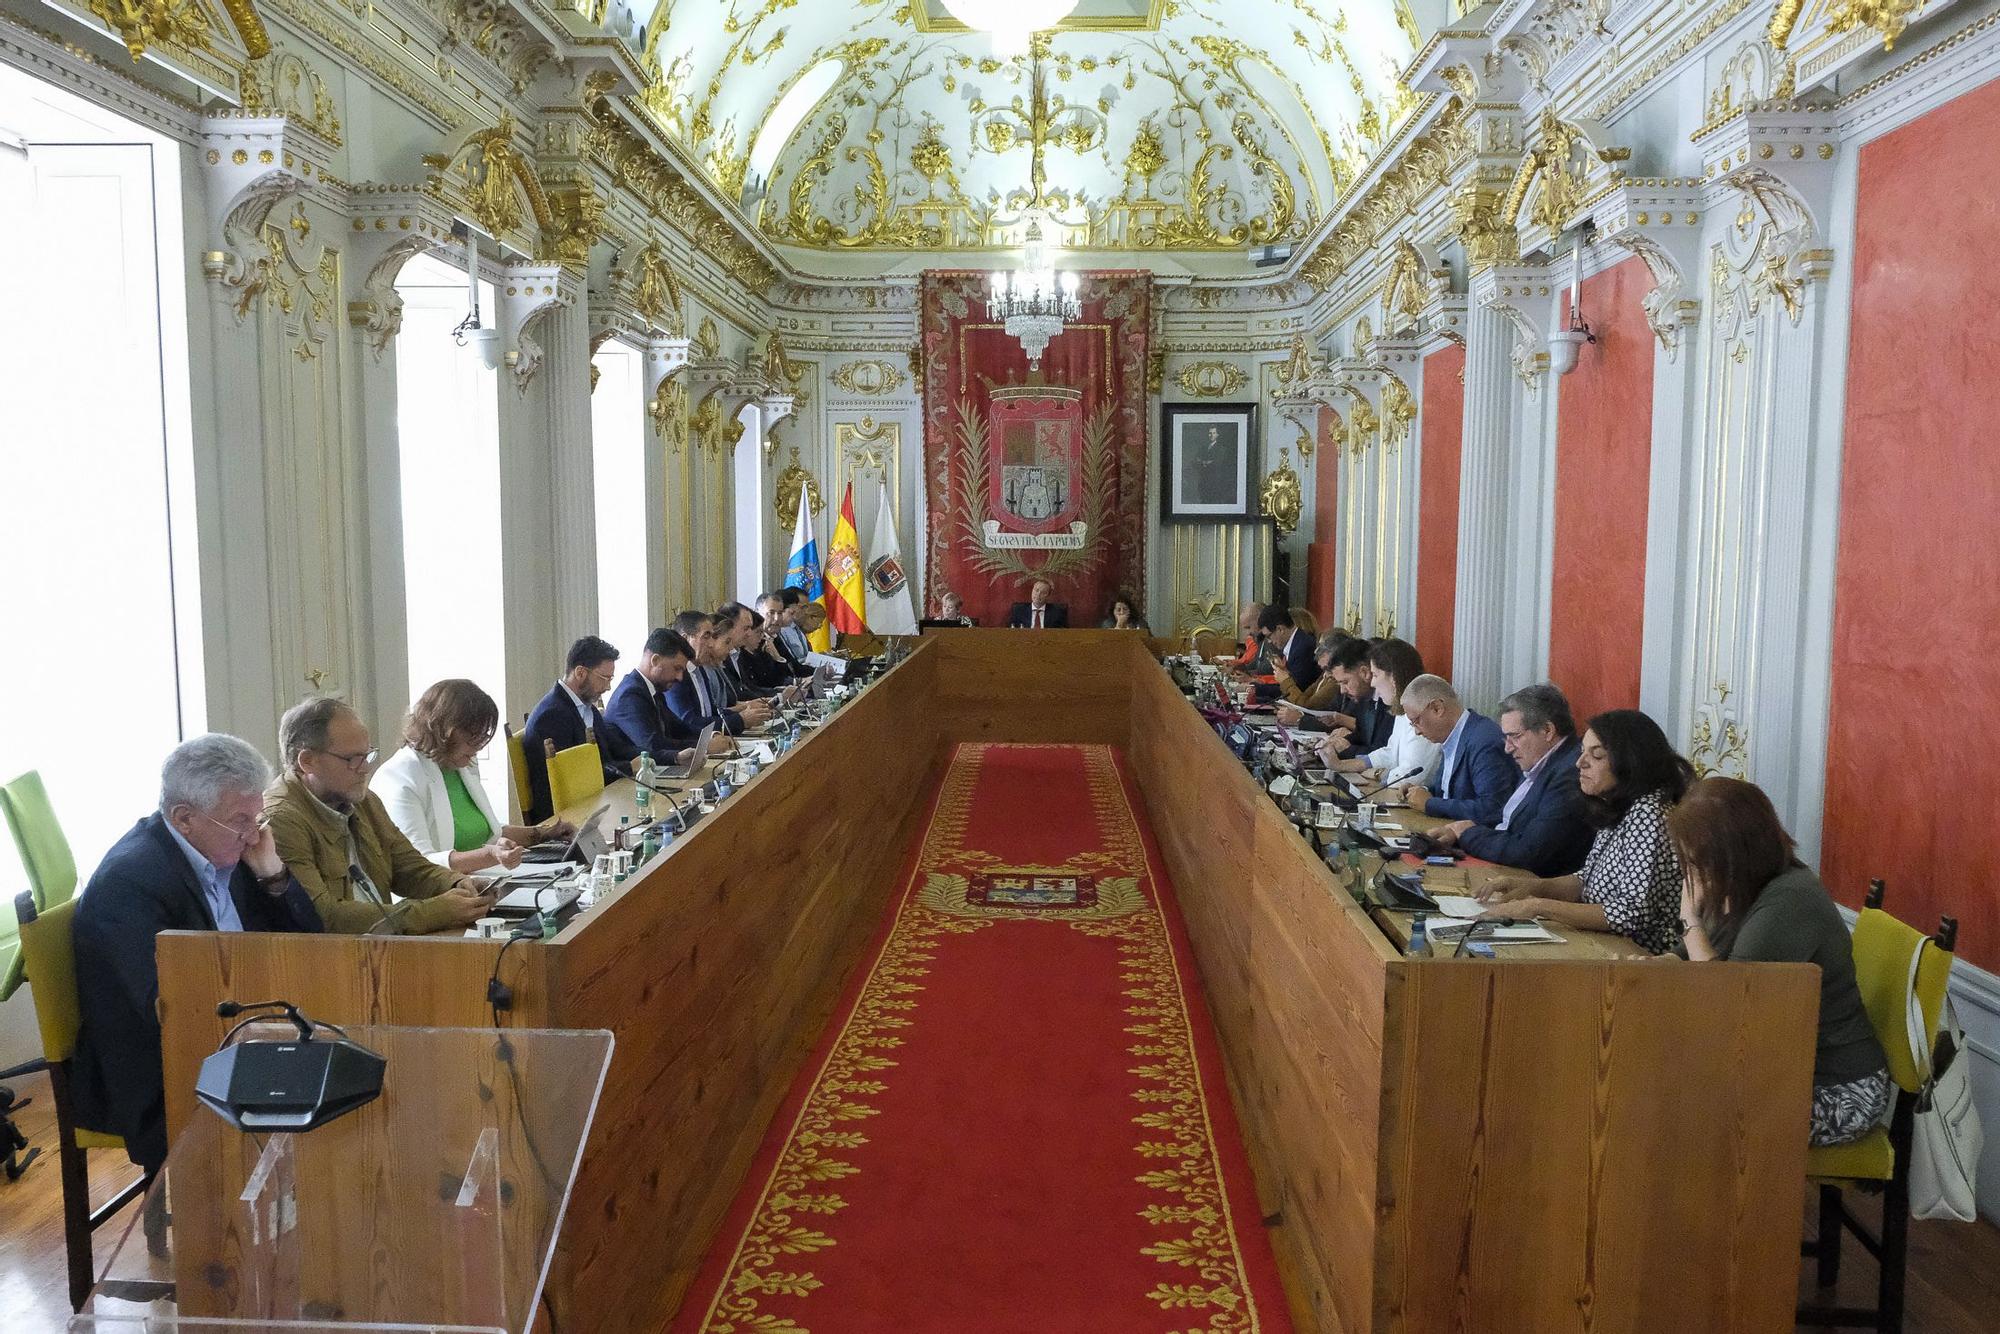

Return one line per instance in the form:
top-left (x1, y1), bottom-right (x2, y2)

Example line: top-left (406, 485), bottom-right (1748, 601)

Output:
top-left (987, 218), bottom-right (1081, 369)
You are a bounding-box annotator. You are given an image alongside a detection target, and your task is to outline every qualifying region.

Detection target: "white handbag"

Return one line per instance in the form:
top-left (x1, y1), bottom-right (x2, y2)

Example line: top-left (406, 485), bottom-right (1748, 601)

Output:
top-left (1903, 941), bottom-right (1982, 1222)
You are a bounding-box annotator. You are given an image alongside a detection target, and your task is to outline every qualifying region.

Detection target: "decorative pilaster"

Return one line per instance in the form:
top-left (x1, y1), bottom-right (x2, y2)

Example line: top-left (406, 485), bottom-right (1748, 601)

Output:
top-left (541, 295), bottom-right (598, 649)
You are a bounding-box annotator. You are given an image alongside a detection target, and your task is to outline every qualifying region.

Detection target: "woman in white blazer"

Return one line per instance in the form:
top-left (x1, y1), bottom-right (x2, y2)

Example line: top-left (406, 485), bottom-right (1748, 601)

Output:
top-left (371, 679), bottom-right (572, 873)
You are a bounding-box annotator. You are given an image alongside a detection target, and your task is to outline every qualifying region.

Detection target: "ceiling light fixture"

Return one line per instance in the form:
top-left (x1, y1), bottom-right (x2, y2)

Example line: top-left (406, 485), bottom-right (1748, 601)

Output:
top-left (987, 217), bottom-right (1081, 370)
top-left (939, 0), bottom-right (1080, 56)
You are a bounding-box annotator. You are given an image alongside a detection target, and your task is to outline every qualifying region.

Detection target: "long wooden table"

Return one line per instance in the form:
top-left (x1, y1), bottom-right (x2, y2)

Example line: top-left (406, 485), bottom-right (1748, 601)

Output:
top-left (157, 631), bottom-right (1818, 1332)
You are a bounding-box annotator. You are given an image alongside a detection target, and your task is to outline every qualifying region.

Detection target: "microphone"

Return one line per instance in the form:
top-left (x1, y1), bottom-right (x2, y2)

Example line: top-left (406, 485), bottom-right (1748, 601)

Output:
top-left (1360, 766), bottom-right (1421, 799)
top-left (215, 998), bottom-right (313, 1041)
top-left (364, 896), bottom-right (424, 936)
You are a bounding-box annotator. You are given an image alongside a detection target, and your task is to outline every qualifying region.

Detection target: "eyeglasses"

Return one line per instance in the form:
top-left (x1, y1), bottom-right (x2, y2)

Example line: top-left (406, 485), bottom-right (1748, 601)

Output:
top-left (317, 747), bottom-right (378, 770)
top-left (199, 811), bottom-right (261, 841)
top-left (588, 665), bottom-right (616, 685)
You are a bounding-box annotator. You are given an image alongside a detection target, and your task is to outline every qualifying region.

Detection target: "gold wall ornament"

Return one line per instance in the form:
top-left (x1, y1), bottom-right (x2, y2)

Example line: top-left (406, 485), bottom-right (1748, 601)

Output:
top-left (1380, 238), bottom-right (1434, 336)
top-left (88, 0), bottom-right (211, 62)
top-left (1172, 361), bottom-right (1250, 398)
top-left (1300, 96), bottom-right (1468, 292)
top-left (693, 315), bottom-right (722, 360)
top-left (1689, 681), bottom-right (1750, 778)
top-left (1827, 0), bottom-right (1925, 50)
top-left (1769, 0), bottom-right (1809, 49)
top-left (690, 391), bottom-right (745, 455)
top-left (1380, 377), bottom-right (1416, 452)
top-left (1259, 450), bottom-right (1303, 535)
top-left (1449, 181), bottom-right (1519, 273)
top-left (1293, 423), bottom-right (1315, 461)
top-left (1146, 349), bottom-right (1166, 396)
top-left (1276, 333), bottom-right (1316, 386)
top-left (239, 47), bottom-right (341, 145)
top-left (439, 0), bottom-right (553, 95)
top-left (829, 359), bottom-right (908, 396)
top-left (422, 114), bottom-right (552, 243)
top-left (1501, 108), bottom-right (1609, 233)
top-left (1345, 398), bottom-right (1380, 457)
top-left (649, 374), bottom-right (688, 452)
top-left (538, 173), bottom-right (604, 268)
top-left (1352, 317), bottom-right (1375, 362)
top-left (629, 240), bottom-right (684, 335)
top-left (772, 446), bottom-right (823, 526)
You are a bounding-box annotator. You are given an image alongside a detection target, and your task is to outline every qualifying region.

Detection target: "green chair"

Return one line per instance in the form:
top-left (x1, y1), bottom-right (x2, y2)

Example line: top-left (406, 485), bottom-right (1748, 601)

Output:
top-left (17, 891), bottom-right (148, 1309)
top-left (0, 769), bottom-right (77, 1183)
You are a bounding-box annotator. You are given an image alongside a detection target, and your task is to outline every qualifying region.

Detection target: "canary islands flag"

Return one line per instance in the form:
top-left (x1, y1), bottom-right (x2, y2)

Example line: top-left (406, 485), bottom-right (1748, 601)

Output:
top-left (824, 482), bottom-right (869, 638)
top-left (784, 487), bottom-right (829, 650)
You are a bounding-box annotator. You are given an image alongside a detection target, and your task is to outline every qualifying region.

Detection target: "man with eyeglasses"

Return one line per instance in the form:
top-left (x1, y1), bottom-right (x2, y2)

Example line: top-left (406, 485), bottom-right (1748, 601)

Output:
top-left (72, 733), bottom-right (323, 1173)
top-left (265, 696), bottom-right (498, 933)
top-left (521, 635), bottom-right (642, 824)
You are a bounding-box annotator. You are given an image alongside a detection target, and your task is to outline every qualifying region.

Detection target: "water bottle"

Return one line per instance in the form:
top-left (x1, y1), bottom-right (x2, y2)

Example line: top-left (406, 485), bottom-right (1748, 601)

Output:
top-left (614, 814), bottom-right (632, 851)
top-left (634, 754), bottom-right (654, 818)
top-left (1408, 915), bottom-right (1434, 959)
top-left (640, 827), bottom-right (662, 863)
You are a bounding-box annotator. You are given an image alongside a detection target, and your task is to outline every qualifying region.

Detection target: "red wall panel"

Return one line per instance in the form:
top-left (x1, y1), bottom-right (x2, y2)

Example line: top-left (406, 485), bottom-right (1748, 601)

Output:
top-left (1548, 257), bottom-right (1655, 722)
top-left (1415, 344), bottom-right (1465, 678)
top-left (1822, 77), bottom-right (2000, 970)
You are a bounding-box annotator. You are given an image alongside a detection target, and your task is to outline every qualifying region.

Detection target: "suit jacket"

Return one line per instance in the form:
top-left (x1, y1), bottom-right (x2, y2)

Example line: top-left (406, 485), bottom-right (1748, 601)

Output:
top-left (666, 663), bottom-right (746, 736)
top-left (369, 745), bottom-right (502, 867)
top-left (1423, 709), bottom-right (1519, 826)
top-left (604, 669), bottom-right (699, 759)
top-left (1005, 601), bottom-right (1069, 628)
top-left (265, 773), bottom-right (469, 935)
top-left (724, 650), bottom-right (781, 699)
top-left (1457, 736), bottom-right (1593, 876)
top-left (522, 682), bottom-right (638, 823)
top-left (1255, 628), bottom-right (1322, 701)
top-left (72, 814), bottom-right (322, 1169)
top-left (767, 633), bottom-right (815, 679)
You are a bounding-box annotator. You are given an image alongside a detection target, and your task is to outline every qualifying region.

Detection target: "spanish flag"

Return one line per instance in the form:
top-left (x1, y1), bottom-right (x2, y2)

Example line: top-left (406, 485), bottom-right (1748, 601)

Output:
top-left (823, 482), bottom-right (868, 639)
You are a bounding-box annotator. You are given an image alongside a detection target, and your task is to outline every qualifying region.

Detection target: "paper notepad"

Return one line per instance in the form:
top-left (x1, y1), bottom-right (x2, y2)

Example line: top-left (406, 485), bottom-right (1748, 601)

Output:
top-left (1423, 918), bottom-right (1566, 945)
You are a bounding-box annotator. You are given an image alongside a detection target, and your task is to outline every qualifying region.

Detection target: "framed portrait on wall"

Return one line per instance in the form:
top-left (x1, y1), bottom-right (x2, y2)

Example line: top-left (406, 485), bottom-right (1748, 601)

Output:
top-left (1160, 402), bottom-right (1259, 522)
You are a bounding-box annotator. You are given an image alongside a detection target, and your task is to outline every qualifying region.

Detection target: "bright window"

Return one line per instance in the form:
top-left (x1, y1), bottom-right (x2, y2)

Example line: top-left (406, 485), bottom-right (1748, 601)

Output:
top-left (749, 59), bottom-right (843, 180)
top-left (591, 340), bottom-right (651, 656)
top-left (394, 251), bottom-right (508, 801)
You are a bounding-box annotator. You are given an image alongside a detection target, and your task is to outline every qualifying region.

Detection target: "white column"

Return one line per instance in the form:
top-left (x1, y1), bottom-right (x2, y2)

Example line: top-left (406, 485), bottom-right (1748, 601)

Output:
top-left (1449, 299), bottom-right (1517, 709)
top-left (541, 297), bottom-right (599, 647)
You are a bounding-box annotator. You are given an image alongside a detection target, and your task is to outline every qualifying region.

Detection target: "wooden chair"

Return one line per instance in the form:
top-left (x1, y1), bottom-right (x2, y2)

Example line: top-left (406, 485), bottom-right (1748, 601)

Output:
top-left (1798, 879), bottom-right (1957, 1334)
top-left (546, 737), bottom-right (606, 815)
top-left (1191, 629), bottom-right (1223, 661)
top-left (15, 892), bottom-right (148, 1308)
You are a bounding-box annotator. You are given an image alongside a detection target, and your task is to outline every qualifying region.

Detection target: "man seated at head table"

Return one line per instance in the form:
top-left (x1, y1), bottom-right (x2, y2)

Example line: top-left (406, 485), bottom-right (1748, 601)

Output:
top-left (1217, 601), bottom-right (1268, 674)
top-left (73, 734), bottom-right (324, 1172)
top-left (1252, 604), bottom-right (1321, 703)
top-left (669, 610), bottom-right (776, 736)
top-left (1274, 631), bottom-right (1359, 731)
top-left (521, 635), bottom-right (641, 825)
top-left (1006, 577), bottom-right (1068, 629)
top-left (1473, 708), bottom-right (1693, 955)
top-left (605, 627), bottom-right (731, 765)
top-left (775, 587), bottom-right (849, 673)
top-left (716, 602), bottom-right (783, 700)
top-left (1318, 638), bottom-right (1438, 783)
top-left (1422, 682), bottom-right (1592, 877)
top-left (1393, 673), bottom-right (1518, 826)
top-left (372, 678), bottom-right (574, 875)
top-left (757, 591), bottom-right (817, 678)
top-left (265, 697), bottom-right (497, 934)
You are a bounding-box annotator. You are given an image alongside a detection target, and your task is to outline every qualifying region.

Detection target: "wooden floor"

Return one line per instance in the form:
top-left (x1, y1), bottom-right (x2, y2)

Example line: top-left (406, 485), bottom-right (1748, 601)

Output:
top-left (2, 1062), bottom-right (1998, 1331)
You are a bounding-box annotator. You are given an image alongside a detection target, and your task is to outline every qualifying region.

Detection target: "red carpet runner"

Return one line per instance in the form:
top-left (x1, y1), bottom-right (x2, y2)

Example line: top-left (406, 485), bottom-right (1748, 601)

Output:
top-left (675, 743), bottom-right (1293, 1333)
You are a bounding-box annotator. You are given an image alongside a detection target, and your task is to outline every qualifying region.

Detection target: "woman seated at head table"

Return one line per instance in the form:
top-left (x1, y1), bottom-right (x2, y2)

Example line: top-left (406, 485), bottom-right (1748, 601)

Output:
top-left (1098, 589), bottom-right (1151, 632)
top-left (1317, 638), bottom-right (1440, 784)
top-left (371, 678), bottom-right (576, 875)
top-left (1274, 629), bottom-right (1356, 730)
top-left (1669, 776), bottom-right (1890, 1146)
top-left (1472, 709), bottom-right (1689, 954)
top-left (936, 590), bottom-right (975, 626)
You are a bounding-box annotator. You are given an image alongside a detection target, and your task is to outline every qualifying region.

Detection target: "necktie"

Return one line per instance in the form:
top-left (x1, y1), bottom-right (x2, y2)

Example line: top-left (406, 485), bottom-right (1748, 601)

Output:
top-left (1033, 607), bottom-right (1043, 629)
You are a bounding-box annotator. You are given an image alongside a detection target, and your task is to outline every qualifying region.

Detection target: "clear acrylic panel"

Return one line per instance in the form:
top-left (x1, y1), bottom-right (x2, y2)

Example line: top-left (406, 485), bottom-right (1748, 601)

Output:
top-left (72, 1024), bottom-right (613, 1334)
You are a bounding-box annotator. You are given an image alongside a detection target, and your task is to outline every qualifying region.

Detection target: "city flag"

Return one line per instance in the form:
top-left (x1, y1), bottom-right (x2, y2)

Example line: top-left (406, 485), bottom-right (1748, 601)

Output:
top-left (824, 482), bottom-right (868, 637)
top-left (784, 487), bottom-right (830, 652)
top-left (863, 479), bottom-right (918, 636)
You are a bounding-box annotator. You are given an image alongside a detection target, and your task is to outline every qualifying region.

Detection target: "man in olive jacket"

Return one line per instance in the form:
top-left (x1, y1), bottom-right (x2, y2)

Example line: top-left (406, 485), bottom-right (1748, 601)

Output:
top-left (265, 697), bottom-right (497, 934)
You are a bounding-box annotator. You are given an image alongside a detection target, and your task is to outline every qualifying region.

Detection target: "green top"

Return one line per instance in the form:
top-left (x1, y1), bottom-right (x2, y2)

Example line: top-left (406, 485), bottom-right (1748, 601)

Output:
top-left (443, 768), bottom-right (492, 853)
top-left (1720, 865), bottom-right (1886, 1087)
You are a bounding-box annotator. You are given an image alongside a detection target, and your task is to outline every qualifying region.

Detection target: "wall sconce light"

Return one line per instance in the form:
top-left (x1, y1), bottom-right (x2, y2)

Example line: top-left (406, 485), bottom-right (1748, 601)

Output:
top-left (1549, 225), bottom-right (1598, 376)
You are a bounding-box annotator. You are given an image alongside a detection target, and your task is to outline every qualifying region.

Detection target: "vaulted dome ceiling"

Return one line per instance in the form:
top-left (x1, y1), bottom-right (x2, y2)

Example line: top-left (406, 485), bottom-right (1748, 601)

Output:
top-left (619, 0), bottom-right (1437, 257)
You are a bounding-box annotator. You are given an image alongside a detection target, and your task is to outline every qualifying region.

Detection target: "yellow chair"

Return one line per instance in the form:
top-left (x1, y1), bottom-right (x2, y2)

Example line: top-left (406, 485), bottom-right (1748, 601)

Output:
top-left (1, 769), bottom-right (82, 1182)
top-left (15, 892), bottom-right (148, 1309)
top-left (545, 738), bottom-right (606, 817)
top-left (504, 724), bottom-right (532, 824)
top-left (1798, 879), bottom-right (1956, 1334)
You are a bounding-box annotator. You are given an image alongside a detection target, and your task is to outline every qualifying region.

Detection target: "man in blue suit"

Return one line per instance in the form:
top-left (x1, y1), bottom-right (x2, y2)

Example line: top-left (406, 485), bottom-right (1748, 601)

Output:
top-left (1431, 683), bottom-right (1592, 876)
top-left (604, 627), bottom-right (718, 768)
top-left (72, 734), bottom-right (323, 1171)
top-left (522, 635), bottom-right (640, 824)
top-left (1252, 605), bottom-right (1321, 702)
top-left (666, 611), bottom-right (774, 739)
top-left (1398, 674), bottom-right (1519, 827)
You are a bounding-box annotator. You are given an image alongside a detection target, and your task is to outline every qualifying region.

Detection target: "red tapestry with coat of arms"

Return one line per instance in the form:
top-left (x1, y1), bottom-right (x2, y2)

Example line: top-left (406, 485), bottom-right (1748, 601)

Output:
top-left (920, 271), bottom-right (1150, 629)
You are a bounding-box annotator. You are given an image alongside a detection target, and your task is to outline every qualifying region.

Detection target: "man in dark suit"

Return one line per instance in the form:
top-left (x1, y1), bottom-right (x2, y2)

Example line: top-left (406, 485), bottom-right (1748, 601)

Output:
top-left (1432, 683), bottom-right (1593, 876)
top-left (1252, 605), bottom-right (1321, 702)
top-left (1398, 673), bottom-right (1520, 827)
top-left (1005, 578), bottom-right (1068, 629)
top-left (604, 627), bottom-right (718, 767)
top-left (716, 603), bottom-right (792, 698)
top-left (757, 591), bottom-right (816, 679)
top-left (522, 635), bottom-right (641, 824)
top-left (72, 734), bottom-right (323, 1171)
top-left (667, 611), bottom-right (774, 737)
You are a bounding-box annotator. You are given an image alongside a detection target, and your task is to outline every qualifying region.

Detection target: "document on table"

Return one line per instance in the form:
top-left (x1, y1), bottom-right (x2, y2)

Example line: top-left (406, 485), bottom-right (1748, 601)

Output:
top-left (1423, 916), bottom-right (1567, 945)
top-left (1431, 894), bottom-right (1485, 919)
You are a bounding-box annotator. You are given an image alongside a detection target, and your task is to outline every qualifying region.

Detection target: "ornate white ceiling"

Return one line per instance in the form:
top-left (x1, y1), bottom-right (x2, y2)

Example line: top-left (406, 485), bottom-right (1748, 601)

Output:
top-left (622, 0), bottom-right (1440, 255)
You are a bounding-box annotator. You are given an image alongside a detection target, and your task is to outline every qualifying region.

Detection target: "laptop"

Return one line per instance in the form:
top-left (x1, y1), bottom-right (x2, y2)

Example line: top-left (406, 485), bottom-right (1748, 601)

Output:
top-left (493, 876), bottom-right (586, 919)
top-left (657, 725), bottom-right (715, 780)
top-left (519, 804), bottom-right (610, 865)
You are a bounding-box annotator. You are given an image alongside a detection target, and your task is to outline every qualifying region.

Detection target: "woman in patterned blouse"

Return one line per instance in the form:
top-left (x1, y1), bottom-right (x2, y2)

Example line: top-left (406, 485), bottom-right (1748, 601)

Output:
top-left (1477, 709), bottom-right (1694, 953)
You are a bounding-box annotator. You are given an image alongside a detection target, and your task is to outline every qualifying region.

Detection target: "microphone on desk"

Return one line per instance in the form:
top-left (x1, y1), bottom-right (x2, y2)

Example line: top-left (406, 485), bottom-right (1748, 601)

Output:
top-left (1359, 766), bottom-right (1421, 799)
top-left (215, 998), bottom-right (314, 1042)
top-left (363, 896), bottom-right (425, 936)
